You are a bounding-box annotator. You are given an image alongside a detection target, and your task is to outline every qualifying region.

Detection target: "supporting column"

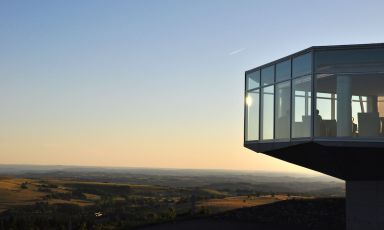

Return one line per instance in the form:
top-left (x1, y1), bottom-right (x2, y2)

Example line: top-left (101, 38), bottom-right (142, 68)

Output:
top-left (346, 181), bottom-right (384, 230)
top-left (337, 75), bottom-right (352, 137)
top-left (367, 96), bottom-right (378, 113)
top-left (331, 93), bottom-right (336, 120)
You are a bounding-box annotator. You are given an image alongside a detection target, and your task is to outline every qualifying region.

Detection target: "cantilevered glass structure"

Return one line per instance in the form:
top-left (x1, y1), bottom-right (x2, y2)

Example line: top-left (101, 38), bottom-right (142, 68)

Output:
top-left (244, 43), bottom-right (384, 230)
top-left (245, 44), bottom-right (384, 145)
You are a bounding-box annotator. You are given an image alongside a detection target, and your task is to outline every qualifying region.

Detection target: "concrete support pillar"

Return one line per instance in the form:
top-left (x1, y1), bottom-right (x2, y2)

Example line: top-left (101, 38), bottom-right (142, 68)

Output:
top-left (337, 75), bottom-right (352, 137)
top-left (347, 181), bottom-right (384, 230)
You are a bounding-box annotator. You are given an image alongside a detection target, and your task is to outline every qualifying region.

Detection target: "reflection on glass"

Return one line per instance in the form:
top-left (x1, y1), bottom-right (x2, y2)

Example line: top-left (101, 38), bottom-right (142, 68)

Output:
top-left (246, 70), bottom-right (260, 90)
top-left (292, 75), bottom-right (312, 138)
top-left (276, 59), bottom-right (291, 82)
top-left (293, 53), bottom-right (312, 77)
top-left (246, 90), bottom-right (259, 141)
top-left (261, 66), bottom-right (274, 86)
top-left (275, 81), bottom-right (291, 139)
top-left (261, 86), bottom-right (274, 140)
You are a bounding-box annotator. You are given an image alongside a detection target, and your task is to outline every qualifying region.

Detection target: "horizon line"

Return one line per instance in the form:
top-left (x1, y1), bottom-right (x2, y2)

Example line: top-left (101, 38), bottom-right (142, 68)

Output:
top-left (0, 163), bottom-right (324, 176)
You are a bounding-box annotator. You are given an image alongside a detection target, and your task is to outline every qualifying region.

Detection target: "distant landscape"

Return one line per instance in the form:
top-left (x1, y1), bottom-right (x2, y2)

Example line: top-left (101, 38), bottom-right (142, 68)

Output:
top-left (0, 165), bottom-right (345, 229)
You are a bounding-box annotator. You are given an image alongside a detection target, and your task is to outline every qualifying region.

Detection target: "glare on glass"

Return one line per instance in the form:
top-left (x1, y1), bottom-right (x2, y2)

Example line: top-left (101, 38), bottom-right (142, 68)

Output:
top-left (246, 90), bottom-right (260, 141)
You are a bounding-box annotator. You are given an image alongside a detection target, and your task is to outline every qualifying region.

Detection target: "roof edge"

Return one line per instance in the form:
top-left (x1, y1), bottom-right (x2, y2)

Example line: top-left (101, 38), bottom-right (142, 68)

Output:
top-left (245, 42), bottom-right (384, 74)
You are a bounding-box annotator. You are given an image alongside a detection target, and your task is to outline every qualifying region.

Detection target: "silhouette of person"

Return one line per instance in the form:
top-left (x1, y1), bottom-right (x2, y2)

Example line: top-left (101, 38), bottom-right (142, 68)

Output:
top-left (314, 109), bottom-right (323, 136)
top-left (315, 109), bottom-right (322, 120)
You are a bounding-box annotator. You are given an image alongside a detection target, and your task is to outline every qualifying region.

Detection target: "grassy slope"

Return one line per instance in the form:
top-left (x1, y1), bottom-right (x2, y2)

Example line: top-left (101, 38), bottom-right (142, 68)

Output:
top-left (0, 178), bottom-right (46, 211)
top-left (0, 177), bottom-right (226, 212)
top-left (0, 178), bottom-right (104, 212)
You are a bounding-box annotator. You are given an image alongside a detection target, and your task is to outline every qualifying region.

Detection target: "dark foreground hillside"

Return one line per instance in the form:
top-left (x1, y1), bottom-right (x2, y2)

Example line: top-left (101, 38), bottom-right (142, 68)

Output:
top-left (139, 198), bottom-right (345, 230)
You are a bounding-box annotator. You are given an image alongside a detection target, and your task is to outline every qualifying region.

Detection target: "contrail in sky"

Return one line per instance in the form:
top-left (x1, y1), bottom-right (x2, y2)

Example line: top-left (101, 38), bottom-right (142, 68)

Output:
top-left (229, 48), bottom-right (245, 55)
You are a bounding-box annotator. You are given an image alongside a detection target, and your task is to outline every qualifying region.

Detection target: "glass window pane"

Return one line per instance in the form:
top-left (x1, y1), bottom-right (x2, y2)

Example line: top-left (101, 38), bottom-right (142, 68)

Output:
top-left (246, 70), bottom-right (260, 90)
top-left (261, 86), bottom-right (274, 140)
top-left (292, 75), bottom-right (312, 138)
top-left (245, 90), bottom-right (260, 141)
top-left (261, 66), bottom-right (274, 86)
top-left (293, 53), bottom-right (312, 77)
top-left (276, 59), bottom-right (291, 82)
top-left (315, 74), bottom-right (337, 137)
top-left (316, 73), bottom-right (384, 138)
top-left (275, 81), bottom-right (291, 139)
top-left (315, 48), bottom-right (384, 73)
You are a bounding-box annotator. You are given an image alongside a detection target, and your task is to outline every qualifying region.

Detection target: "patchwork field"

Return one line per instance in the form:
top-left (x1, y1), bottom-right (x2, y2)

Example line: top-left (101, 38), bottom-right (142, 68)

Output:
top-left (0, 167), bottom-right (344, 229)
top-left (0, 178), bottom-right (105, 212)
top-left (198, 195), bottom-right (285, 213)
top-left (0, 178), bottom-right (46, 212)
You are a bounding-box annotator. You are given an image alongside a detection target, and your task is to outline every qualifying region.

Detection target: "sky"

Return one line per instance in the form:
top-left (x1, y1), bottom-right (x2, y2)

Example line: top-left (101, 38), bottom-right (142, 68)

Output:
top-left (0, 0), bottom-right (383, 174)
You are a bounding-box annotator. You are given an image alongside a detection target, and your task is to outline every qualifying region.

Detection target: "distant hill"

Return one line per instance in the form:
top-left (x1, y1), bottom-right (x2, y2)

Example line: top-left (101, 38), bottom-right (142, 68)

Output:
top-left (0, 164), bottom-right (345, 197)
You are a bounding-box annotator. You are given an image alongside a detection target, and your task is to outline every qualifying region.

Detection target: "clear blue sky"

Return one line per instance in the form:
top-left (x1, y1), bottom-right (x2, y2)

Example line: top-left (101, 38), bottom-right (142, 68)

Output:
top-left (0, 0), bottom-right (383, 173)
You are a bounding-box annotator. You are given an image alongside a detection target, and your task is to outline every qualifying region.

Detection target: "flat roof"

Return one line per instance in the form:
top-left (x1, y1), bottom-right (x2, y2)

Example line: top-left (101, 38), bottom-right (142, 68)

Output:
top-left (245, 42), bottom-right (384, 74)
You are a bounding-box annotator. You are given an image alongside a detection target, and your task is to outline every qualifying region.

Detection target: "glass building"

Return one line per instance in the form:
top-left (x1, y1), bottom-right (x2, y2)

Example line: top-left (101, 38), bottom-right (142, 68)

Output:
top-left (244, 43), bottom-right (384, 230)
top-left (245, 44), bottom-right (384, 145)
